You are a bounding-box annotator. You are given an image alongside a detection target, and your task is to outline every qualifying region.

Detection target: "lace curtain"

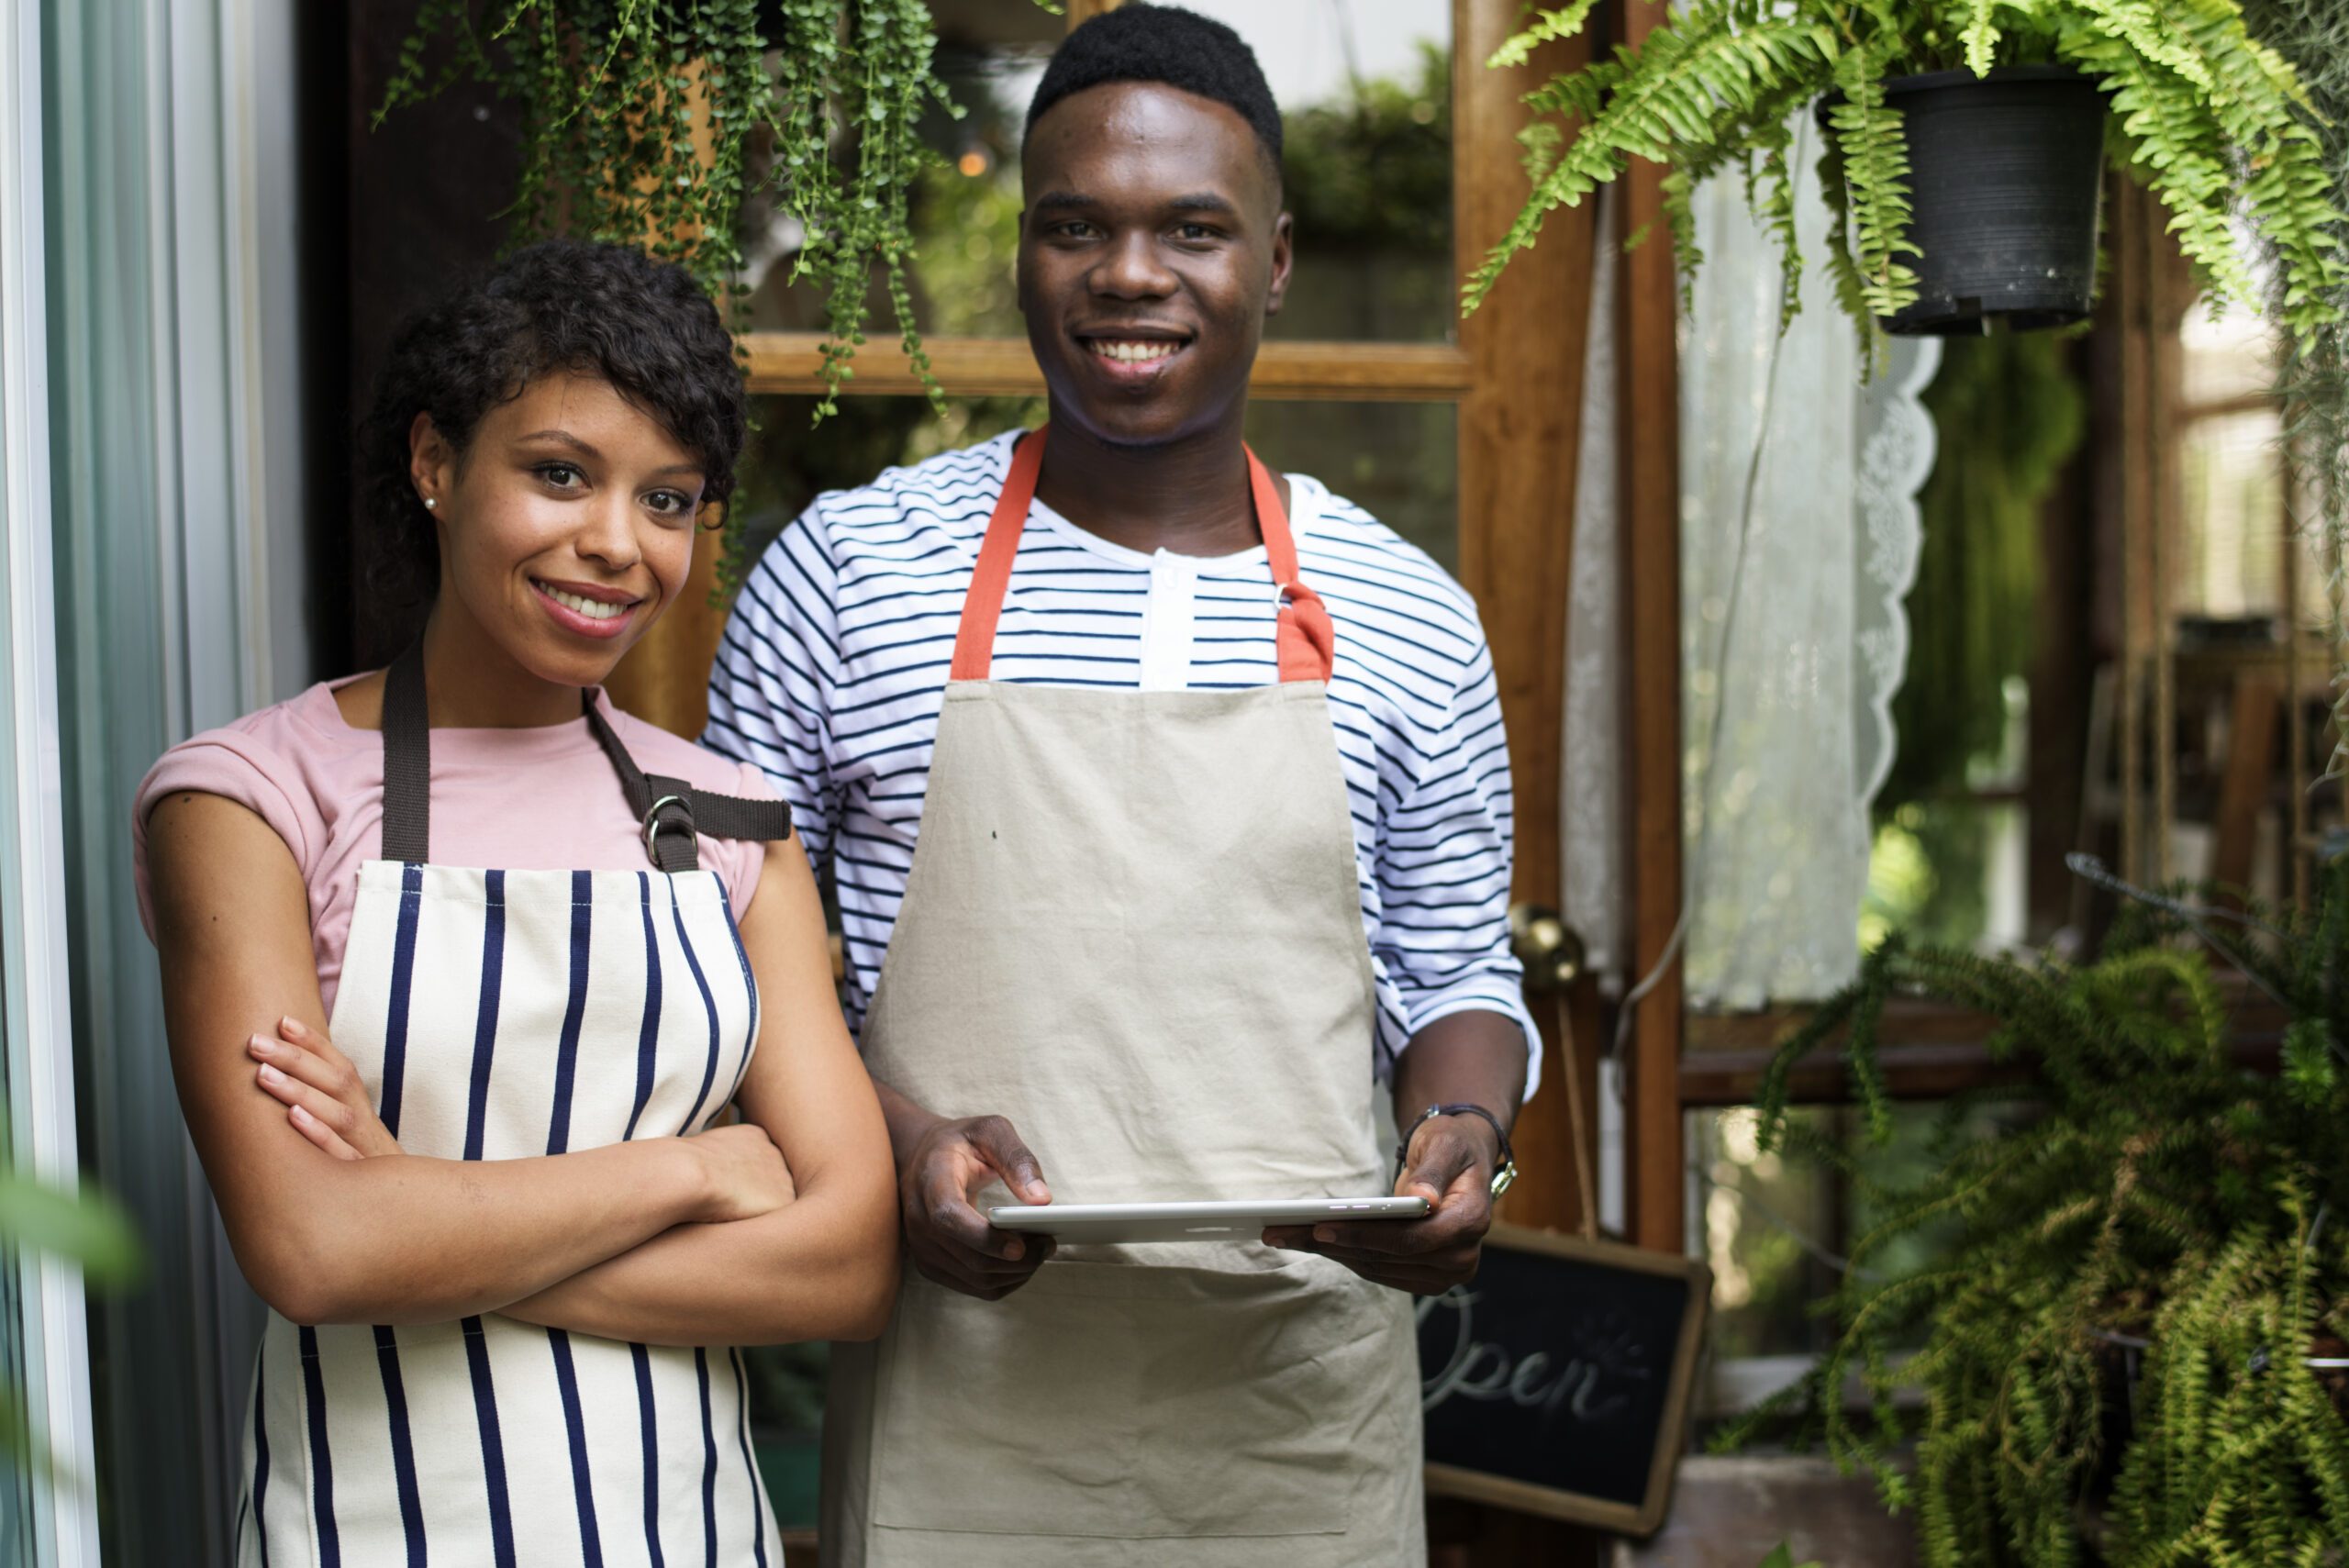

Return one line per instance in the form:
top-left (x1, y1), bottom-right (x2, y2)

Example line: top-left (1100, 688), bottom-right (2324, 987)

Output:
top-left (1679, 123), bottom-right (1942, 1010)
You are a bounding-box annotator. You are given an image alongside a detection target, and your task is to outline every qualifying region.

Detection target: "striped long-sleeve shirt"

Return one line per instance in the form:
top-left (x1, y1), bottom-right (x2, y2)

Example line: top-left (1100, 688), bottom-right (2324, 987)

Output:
top-left (703, 430), bottom-right (1541, 1095)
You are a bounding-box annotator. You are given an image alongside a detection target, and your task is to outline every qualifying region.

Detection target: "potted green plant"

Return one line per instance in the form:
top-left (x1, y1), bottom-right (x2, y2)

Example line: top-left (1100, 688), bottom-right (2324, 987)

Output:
top-left (1724, 862), bottom-right (2349, 1563)
top-left (1463, 0), bottom-right (2345, 345)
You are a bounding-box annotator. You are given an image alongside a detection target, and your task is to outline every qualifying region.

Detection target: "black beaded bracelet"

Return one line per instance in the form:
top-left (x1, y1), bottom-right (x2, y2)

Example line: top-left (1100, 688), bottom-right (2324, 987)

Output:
top-left (1395, 1103), bottom-right (1519, 1198)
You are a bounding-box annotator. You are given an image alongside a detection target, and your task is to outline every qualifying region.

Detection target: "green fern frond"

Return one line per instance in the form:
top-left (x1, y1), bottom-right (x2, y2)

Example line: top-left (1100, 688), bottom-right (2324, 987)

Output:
top-left (1961, 0), bottom-right (2003, 74)
top-left (1486, 1), bottom-right (1609, 70)
top-left (1463, 16), bottom-right (1839, 314)
top-left (1822, 49), bottom-right (1920, 319)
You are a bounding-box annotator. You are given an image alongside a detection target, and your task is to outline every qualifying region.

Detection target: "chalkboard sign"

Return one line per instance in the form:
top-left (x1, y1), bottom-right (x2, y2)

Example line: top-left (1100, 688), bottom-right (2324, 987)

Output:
top-left (1418, 1223), bottom-right (1710, 1535)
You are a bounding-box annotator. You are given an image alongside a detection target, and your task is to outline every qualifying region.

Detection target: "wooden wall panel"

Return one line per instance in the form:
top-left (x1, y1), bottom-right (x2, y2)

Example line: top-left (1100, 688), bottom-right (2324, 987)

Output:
top-left (743, 334), bottom-right (1473, 401)
top-left (1615, 0), bottom-right (1687, 1257)
top-left (1453, 0), bottom-right (1600, 1240)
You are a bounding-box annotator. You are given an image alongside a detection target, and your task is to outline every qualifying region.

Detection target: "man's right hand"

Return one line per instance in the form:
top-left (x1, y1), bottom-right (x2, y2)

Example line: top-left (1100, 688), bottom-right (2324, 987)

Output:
top-left (900, 1114), bottom-right (1055, 1300)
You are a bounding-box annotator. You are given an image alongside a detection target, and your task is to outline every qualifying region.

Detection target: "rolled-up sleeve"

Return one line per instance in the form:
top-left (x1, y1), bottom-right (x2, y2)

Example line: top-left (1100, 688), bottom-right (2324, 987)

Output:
top-left (1372, 639), bottom-right (1542, 1101)
top-left (703, 506), bottom-right (842, 868)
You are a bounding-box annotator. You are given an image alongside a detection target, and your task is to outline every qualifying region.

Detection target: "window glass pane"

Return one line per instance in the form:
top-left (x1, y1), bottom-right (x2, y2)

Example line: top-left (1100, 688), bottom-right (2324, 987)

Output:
top-left (2180, 293), bottom-right (2275, 408)
top-left (1183, 0), bottom-right (1456, 343)
top-left (735, 394), bottom-right (1047, 563)
top-left (1695, 1100), bottom-right (2028, 1384)
top-left (745, 2), bottom-right (1458, 344)
top-left (742, 3), bottom-right (1055, 340)
top-left (1244, 401), bottom-right (1457, 570)
top-left (2176, 408), bottom-right (2289, 622)
top-left (1862, 797), bottom-right (2030, 955)
top-left (738, 397), bottom-right (1456, 575)
top-left (0, 945), bottom-right (31, 1560)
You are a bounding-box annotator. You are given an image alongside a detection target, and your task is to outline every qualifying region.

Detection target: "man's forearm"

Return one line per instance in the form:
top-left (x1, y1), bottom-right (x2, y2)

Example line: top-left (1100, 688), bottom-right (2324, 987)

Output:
top-left (1389, 1009), bottom-right (1530, 1163)
top-left (872, 1078), bottom-right (944, 1171)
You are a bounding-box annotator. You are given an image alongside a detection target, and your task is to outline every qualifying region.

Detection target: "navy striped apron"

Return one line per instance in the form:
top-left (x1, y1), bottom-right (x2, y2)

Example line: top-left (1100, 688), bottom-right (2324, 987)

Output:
top-left (237, 648), bottom-right (787, 1566)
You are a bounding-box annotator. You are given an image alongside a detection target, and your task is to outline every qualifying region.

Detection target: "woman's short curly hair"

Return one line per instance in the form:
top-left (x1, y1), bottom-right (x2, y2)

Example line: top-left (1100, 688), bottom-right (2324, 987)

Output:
top-left (355, 239), bottom-right (747, 613)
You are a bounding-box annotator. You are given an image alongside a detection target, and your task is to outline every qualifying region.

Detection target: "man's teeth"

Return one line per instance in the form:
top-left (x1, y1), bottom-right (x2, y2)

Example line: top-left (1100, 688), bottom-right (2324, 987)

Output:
top-left (543, 584), bottom-right (629, 621)
top-left (1092, 339), bottom-right (1178, 364)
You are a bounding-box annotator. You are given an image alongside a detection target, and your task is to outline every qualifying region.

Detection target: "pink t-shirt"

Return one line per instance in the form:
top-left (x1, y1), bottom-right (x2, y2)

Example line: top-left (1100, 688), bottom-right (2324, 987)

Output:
top-left (133, 677), bottom-right (780, 1018)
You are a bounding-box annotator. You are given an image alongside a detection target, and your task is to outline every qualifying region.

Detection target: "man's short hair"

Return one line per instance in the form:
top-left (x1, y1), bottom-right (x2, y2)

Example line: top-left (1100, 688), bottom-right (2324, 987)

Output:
top-left (1023, 4), bottom-right (1283, 173)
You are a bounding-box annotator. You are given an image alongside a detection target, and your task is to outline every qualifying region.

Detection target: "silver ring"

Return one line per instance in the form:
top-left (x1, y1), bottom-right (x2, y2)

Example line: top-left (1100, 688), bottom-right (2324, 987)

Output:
top-left (641, 794), bottom-right (692, 860)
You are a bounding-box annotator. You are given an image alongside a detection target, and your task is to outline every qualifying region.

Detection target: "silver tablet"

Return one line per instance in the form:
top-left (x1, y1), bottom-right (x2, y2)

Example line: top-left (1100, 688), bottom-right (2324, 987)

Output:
top-left (984, 1195), bottom-right (1431, 1243)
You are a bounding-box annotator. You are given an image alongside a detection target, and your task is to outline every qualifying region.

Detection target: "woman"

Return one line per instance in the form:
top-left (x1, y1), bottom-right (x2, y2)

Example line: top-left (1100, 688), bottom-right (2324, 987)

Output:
top-left (137, 239), bottom-right (896, 1564)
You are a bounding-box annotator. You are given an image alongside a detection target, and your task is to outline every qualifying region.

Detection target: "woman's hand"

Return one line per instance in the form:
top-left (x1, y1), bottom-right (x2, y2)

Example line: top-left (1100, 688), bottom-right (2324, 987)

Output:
top-left (689, 1122), bottom-right (798, 1224)
top-left (254, 1016), bottom-right (797, 1222)
top-left (250, 1017), bottom-right (404, 1160)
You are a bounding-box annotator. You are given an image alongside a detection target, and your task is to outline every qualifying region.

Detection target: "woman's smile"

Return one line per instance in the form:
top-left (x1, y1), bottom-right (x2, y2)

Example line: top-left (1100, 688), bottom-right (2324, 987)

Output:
top-left (529, 575), bottom-right (643, 639)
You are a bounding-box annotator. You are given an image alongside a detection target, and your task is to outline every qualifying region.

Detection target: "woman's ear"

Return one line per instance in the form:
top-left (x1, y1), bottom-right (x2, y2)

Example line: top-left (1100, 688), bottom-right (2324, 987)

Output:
top-left (407, 412), bottom-right (455, 509)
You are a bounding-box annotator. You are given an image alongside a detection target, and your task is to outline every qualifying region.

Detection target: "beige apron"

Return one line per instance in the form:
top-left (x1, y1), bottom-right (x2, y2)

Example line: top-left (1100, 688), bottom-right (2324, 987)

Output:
top-left (820, 429), bottom-right (1423, 1568)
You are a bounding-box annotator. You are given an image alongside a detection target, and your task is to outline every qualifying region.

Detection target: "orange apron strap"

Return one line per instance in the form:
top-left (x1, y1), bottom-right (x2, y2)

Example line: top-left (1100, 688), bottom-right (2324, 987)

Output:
top-left (949, 428), bottom-right (1049, 683)
top-left (1250, 447), bottom-right (1335, 685)
top-left (949, 426), bottom-right (1334, 686)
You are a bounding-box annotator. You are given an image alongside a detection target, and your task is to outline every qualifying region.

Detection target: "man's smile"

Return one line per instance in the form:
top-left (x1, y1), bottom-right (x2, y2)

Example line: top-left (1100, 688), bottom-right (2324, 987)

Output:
top-left (1071, 323), bottom-right (1197, 387)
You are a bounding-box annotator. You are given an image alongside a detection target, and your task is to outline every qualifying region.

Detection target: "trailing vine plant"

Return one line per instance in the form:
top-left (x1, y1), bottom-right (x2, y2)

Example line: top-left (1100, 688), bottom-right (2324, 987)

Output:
top-left (377, 0), bottom-right (988, 588)
top-left (1721, 864), bottom-right (2349, 1563)
top-left (1461, 0), bottom-right (2346, 361)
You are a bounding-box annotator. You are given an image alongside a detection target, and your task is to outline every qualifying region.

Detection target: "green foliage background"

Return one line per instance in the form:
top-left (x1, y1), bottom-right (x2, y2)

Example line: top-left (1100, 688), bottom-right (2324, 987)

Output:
top-left (1725, 877), bottom-right (2349, 1563)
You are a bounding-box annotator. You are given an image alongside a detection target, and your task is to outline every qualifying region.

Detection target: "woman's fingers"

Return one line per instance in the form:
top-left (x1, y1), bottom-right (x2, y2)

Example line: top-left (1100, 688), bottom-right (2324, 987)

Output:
top-left (249, 1031), bottom-right (362, 1105)
top-left (256, 1062), bottom-right (360, 1136)
top-left (277, 1016), bottom-right (359, 1075)
top-left (287, 1101), bottom-right (363, 1162)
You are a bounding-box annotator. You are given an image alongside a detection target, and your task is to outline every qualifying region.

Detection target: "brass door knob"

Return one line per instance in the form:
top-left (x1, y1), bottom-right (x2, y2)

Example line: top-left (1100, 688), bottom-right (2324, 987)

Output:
top-left (1508, 904), bottom-right (1586, 995)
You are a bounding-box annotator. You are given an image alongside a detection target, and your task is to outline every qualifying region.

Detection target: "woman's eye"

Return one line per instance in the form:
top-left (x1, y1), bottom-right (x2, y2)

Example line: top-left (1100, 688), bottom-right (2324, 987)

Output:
top-left (645, 490), bottom-right (695, 518)
top-left (537, 462), bottom-right (584, 489)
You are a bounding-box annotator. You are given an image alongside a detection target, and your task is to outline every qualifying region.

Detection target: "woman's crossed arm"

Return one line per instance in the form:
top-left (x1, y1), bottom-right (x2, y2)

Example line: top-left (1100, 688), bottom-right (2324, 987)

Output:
top-left (150, 791), bottom-right (896, 1340)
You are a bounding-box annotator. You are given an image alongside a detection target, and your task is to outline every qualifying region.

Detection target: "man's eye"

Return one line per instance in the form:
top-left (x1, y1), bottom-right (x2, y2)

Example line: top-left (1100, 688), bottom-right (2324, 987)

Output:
top-left (1176, 224), bottom-right (1218, 241)
top-left (1058, 221), bottom-right (1099, 239)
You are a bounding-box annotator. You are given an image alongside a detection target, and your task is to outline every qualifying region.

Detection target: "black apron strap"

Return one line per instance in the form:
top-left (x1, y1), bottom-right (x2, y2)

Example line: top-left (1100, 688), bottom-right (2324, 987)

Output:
top-left (583, 700), bottom-right (797, 874)
top-left (379, 641), bottom-right (434, 863)
top-left (378, 643), bottom-right (795, 873)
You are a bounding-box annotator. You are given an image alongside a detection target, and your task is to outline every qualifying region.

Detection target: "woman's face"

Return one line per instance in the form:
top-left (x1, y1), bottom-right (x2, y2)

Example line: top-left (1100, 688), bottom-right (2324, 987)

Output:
top-left (409, 372), bottom-right (707, 689)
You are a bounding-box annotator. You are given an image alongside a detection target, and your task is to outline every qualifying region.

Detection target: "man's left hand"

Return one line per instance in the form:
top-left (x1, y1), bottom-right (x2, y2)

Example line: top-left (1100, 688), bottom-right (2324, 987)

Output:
top-left (1262, 1113), bottom-right (1497, 1295)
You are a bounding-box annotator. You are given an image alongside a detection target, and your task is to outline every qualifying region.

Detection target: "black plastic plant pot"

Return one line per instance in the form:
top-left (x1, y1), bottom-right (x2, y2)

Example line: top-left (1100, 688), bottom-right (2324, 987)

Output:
top-left (1827, 65), bottom-right (2109, 336)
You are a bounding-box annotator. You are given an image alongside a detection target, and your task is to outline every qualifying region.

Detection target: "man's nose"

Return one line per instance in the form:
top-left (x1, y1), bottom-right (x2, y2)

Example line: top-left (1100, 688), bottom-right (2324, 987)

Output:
top-left (1089, 231), bottom-right (1177, 299)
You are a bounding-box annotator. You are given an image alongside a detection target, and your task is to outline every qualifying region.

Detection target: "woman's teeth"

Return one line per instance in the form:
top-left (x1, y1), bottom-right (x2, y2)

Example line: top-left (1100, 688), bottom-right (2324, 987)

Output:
top-left (1092, 339), bottom-right (1178, 364)
top-left (542, 584), bottom-right (630, 621)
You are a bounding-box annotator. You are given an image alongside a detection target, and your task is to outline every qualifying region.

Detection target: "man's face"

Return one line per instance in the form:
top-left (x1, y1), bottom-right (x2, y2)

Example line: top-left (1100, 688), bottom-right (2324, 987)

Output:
top-left (1018, 81), bottom-right (1292, 450)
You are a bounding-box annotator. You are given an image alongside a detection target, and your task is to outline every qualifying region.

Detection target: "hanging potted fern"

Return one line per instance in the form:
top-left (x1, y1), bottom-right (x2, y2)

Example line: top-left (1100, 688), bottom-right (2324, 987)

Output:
top-left (1464, 0), bottom-right (2346, 345)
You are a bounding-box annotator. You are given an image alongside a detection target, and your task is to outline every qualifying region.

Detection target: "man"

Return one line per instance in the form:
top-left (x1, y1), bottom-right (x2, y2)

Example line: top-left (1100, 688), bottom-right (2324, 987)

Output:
top-left (707, 7), bottom-right (1540, 1563)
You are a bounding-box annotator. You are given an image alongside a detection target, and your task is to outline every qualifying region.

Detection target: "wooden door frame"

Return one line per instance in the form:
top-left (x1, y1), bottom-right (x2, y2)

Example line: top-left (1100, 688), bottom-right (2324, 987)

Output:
top-left (1613, 0), bottom-right (1687, 1257)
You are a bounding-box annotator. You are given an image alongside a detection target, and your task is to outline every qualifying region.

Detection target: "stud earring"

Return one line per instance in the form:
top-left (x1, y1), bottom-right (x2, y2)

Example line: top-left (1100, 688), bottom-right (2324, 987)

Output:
top-left (423, 497), bottom-right (438, 510)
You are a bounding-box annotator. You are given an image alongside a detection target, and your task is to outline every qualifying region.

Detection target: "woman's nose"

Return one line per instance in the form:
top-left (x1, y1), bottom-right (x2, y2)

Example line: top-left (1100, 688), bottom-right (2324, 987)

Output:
top-left (575, 495), bottom-right (641, 570)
